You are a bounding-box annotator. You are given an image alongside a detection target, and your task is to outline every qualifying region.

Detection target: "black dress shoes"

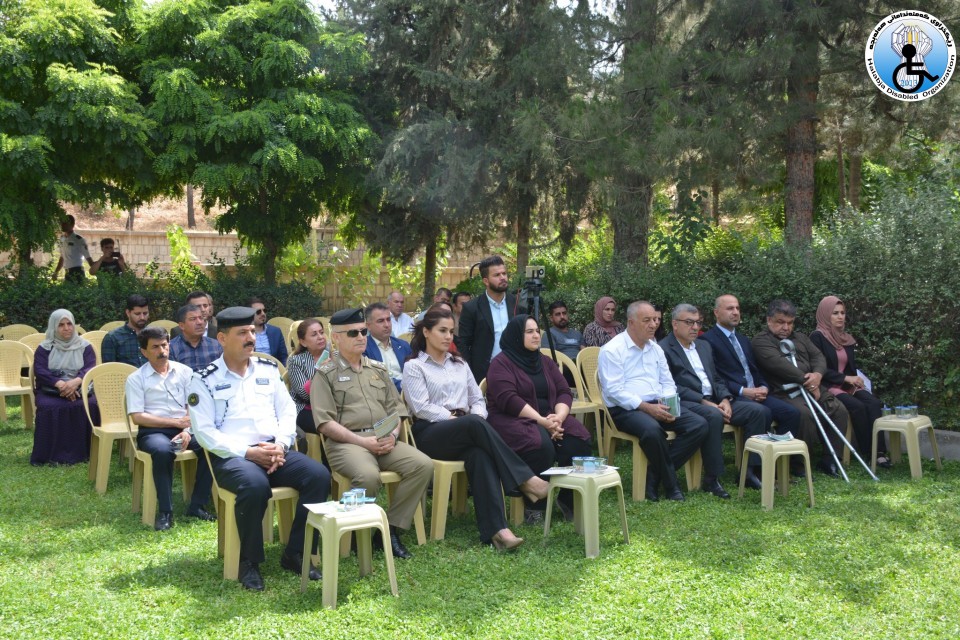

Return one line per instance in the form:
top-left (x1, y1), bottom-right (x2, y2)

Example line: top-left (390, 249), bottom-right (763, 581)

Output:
top-left (701, 477), bottom-right (731, 499)
top-left (186, 506), bottom-right (217, 522)
top-left (817, 460), bottom-right (840, 478)
top-left (664, 487), bottom-right (685, 501)
top-left (389, 527), bottom-right (413, 560)
top-left (239, 560), bottom-right (264, 591)
top-left (154, 512), bottom-right (173, 531)
top-left (280, 551), bottom-right (321, 580)
top-left (743, 469), bottom-right (762, 490)
top-left (790, 461), bottom-right (807, 478)
top-left (645, 484), bottom-right (660, 502)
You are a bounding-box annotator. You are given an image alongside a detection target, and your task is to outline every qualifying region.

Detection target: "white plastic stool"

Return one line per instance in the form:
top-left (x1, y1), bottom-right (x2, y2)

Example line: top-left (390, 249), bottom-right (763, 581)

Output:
top-left (301, 502), bottom-right (398, 609)
top-left (543, 468), bottom-right (629, 558)
top-left (872, 415), bottom-right (942, 479)
top-left (738, 437), bottom-right (815, 510)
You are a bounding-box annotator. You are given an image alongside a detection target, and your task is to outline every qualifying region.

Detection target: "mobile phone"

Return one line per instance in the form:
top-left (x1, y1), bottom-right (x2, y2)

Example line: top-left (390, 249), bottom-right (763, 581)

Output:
top-left (112, 251), bottom-right (121, 258)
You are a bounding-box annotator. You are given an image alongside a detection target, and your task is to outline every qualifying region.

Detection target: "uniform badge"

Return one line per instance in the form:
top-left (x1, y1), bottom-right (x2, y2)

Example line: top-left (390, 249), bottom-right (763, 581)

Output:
top-left (215, 383), bottom-right (231, 390)
top-left (338, 376), bottom-right (351, 382)
top-left (256, 378), bottom-right (270, 385)
top-left (188, 393), bottom-right (199, 406)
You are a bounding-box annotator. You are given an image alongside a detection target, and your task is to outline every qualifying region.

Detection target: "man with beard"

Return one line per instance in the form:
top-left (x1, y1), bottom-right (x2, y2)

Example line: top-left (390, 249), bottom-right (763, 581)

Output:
top-left (751, 299), bottom-right (849, 477)
top-left (102, 294), bottom-right (150, 366)
top-left (547, 300), bottom-right (584, 361)
top-left (458, 255), bottom-right (517, 383)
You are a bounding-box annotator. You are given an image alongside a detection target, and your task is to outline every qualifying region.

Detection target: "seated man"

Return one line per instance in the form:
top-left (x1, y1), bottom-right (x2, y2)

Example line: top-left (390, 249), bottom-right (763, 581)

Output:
top-left (363, 302), bottom-right (412, 392)
top-left (190, 307), bottom-right (331, 592)
top-left (598, 300), bottom-right (708, 501)
top-left (125, 327), bottom-right (214, 530)
top-left (311, 308), bottom-right (433, 559)
top-left (171, 291), bottom-right (217, 339)
top-left (659, 304), bottom-right (767, 495)
top-left (701, 294), bottom-right (802, 483)
top-left (169, 303), bottom-right (223, 371)
top-left (387, 290), bottom-right (415, 338)
top-left (414, 288), bottom-right (453, 322)
top-left (248, 297), bottom-right (288, 362)
top-left (752, 299), bottom-right (849, 477)
top-left (101, 294), bottom-right (150, 367)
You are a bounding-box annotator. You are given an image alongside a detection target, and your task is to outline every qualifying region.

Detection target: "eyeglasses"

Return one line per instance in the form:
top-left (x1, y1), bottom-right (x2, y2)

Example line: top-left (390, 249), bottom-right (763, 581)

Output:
top-left (677, 319), bottom-right (704, 327)
top-left (335, 328), bottom-right (369, 338)
top-left (254, 309), bottom-right (265, 315)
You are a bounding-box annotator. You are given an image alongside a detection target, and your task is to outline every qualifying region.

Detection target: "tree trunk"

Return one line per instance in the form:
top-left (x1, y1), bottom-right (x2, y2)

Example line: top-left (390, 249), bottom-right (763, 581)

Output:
top-left (848, 153), bottom-right (862, 210)
top-left (125, 206), bottom-right (135, 231)
top-left (612, 173), bottom-right (653, 265)
top-left (836, 130), bottom-right (846, 206)
top-left (516, 207), bottom-right (531, 277)
top-left (422, 233), bottom-right (437, 308)
top-left (259, 188), bottom-right (277, 286)
top-left (186, 184), bottom-right (196, 229)
top-left (711, 179), bottom-right (721, 223)
top-left (783, 21), bottom-right (820, 244)
top-left (16, 242), bottom-right (32, 277)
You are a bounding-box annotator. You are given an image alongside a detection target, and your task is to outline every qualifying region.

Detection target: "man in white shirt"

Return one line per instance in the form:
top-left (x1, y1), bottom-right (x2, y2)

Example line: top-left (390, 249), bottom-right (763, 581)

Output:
top-left (52, 215), bottom-right (93, 283)
top-left (598, 300), bottom-right (708, 501)
top-left (659, 304), bottom-right (768, 496)
top-left (125, 327), bottom-right (214, 530)
top-left (387, 291), bottom-right (415, 337)
top-left (189, 307), bottom-right (330, 591)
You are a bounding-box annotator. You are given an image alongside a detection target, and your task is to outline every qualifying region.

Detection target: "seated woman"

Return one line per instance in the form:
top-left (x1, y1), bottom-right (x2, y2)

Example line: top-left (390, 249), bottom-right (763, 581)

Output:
top-left (402, 307), bottom-right (549, 550)
top-left (286, 318), bottom-right (330, 435)
top-left (810, 296), bottom-right (890, 467)
top-left (31, 309), bottom-right (99, 466)
top-left (486, 315), bottom-right (592, 523)
top-left (583, 296), bottom-right (625, 347)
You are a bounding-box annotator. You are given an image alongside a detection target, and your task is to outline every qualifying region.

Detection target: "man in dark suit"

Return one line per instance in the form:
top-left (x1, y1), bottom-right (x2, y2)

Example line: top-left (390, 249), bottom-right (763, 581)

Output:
top-left (752, 299), bottom-right (849, 477)
top-left (363, 302), bottom-right (413, 392)
top-left (660, 303), bottom-right (768, 495)
top-left (701, 295), bottom-right (802, 479)
top-left (458, 255), bottom-right (517, 383)
top-left (249, 297), bottom-right (288, 363)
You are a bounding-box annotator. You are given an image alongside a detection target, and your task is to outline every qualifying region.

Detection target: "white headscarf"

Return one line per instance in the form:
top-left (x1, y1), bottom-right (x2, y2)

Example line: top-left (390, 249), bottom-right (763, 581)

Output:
top-left (41, 309), bottom-right (90, 377)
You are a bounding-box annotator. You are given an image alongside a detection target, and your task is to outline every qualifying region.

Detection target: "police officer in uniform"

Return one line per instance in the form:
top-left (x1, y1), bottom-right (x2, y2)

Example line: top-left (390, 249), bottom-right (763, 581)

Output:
top-left (189, 307), bottom-right (330, 591)
top-left (310, 308), bottom-right (433, 560)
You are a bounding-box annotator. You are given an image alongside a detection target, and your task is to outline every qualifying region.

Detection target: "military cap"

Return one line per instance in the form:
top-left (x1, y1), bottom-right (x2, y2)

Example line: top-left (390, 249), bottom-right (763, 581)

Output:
top-left (216, 306), bottom-right (256, 330)
top-left (329, 307), bottom-right (365, 326)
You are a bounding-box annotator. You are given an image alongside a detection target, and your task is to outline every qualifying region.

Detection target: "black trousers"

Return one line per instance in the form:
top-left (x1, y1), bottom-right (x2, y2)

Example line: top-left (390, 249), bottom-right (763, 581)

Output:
top-left (65, 266), bottom-right (85, 284)
top-left (412, 415), bottom-right (534, 542)
top-left (515, 425), bottom-right (592, 510)
top-left (137, 427), bottom-right (213, 513)
top-left (682, 397), bottom-right (768, 475)
top-left (835, 389), bottom-right (886, 456)
top-left (208, 450), bottom-right (330, 564)
top-left (608, 406), bottom-right (708, 491)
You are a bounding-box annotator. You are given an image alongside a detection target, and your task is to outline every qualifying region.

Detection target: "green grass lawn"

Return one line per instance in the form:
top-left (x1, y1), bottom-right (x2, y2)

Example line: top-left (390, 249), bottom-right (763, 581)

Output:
top-left (2, 399), bottom-right (959, 639)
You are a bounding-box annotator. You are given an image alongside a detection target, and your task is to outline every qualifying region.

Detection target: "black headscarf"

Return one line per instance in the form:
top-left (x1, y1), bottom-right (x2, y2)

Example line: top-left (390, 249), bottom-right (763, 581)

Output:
top-left (499, 314), bottom-right (543, 376)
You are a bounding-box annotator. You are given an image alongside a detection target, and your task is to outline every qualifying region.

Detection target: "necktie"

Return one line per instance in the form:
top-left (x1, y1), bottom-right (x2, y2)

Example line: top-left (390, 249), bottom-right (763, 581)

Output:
top-left (729, 333), bottom-right (754, 388)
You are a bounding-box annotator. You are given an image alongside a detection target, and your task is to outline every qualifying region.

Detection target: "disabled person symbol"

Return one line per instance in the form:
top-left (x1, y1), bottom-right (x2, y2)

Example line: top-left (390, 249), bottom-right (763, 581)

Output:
top-left (892, 43), bottom-right (940, 93)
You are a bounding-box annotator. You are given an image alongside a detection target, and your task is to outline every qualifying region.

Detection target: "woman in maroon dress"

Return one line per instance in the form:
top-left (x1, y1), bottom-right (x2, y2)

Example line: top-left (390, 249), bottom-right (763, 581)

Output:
top-left (31, 309), bottom-right (99, 465)
top-left (486, 315), bottom-right (592, 522)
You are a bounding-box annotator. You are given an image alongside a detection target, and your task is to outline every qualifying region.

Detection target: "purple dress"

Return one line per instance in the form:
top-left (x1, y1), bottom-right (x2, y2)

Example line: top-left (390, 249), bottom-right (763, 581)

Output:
top-left (30, 345), bottom-right (99, 465)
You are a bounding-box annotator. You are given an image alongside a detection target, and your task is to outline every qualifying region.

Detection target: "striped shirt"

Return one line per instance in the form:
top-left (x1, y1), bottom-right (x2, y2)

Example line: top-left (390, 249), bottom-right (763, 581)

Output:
top-left (402, 351), bottom-right (487, 422)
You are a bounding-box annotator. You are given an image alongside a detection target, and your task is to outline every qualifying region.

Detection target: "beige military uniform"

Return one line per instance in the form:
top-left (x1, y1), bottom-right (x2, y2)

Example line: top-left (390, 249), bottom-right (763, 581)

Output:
top-left (310, 355), bottom-right (432, 529)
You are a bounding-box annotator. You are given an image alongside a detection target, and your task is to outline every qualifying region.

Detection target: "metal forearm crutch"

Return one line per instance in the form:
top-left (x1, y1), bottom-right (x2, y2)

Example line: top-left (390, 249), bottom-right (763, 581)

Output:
top-left (779, 339), bottom-right (878, 482)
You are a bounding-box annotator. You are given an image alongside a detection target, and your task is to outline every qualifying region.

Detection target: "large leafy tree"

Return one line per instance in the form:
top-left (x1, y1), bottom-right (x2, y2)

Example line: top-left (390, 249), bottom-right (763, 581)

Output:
top-left (138, 0), bottom-right (375, 285)
top-left (0, 0), bottom-right (151, 271)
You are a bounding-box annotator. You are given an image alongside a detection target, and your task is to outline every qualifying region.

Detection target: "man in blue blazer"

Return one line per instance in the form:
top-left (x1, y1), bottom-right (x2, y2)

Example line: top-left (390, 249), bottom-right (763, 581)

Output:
top-left (660, 303), bottom-right (769, 496)
top-left (249, 298), bottom-right (288, 363)
top-left (363, 302), bottom-right (412, 392)
top-left (701, 295), bottom-right (802, 476)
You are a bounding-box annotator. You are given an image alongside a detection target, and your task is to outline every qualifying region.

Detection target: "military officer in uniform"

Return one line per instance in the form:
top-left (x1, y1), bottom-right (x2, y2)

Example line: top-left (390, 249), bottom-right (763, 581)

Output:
top-left (190, 307), bottom-right (330, 591)
top-left (310, 308), bottom-right (433, 560)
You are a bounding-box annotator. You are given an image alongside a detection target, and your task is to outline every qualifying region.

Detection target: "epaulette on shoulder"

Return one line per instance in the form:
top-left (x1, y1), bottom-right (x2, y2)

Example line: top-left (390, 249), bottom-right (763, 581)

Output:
top-left (256, 357), bottom-right (279, 367)
top-left (367, 358), bottom-right (387, 371)
top-left (318, 360), bottom-right (337, 374)
top-left (199, 363), bottom-right (219, 378)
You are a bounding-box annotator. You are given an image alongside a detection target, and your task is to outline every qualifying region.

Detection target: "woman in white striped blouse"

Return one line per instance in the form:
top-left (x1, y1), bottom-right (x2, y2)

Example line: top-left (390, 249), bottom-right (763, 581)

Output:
top-left (402, 306), bottom-right (549, 551)
top-left (286, 318), bottom-right (330, 435)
